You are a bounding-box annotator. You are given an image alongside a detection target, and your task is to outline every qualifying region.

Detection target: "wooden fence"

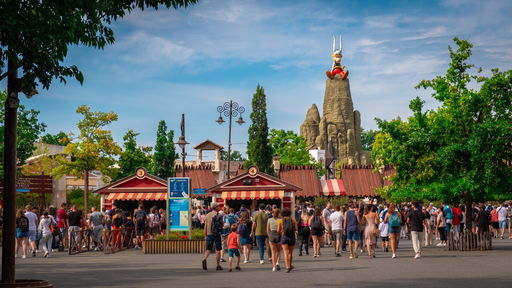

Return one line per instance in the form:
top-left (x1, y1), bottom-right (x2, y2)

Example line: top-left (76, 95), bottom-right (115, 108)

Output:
top-left (446, 231), bottom-right (492, 251)
top-left (143, 240), bottom-right (205, 254)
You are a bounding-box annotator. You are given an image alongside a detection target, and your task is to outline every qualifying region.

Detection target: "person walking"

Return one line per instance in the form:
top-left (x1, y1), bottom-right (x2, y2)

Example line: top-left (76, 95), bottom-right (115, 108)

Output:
top-left (497, 203), bottom-right (508, 239)
top-left (363, 205), bottom-right (379, 258)
top-left (237, 210), bottom-right (253, 264)
top-left (407, 201), bottom-right (427, 259)
top-left (277, 208), bottom-right (297, 273)
top-left (57, 203), bottom-right (69, 250)
top-left (329, 205), bottom-right (344, 257)
top-left (227, 224), bottom-right (241, 272)
top-left (384, 203), bottom-right (402, 258)
top-left (24, 205), bottom-right (39, 257)
top-left (88, 207), bottom-right (104, 251)
top-left (221, 208), bottom-right (237, 263)
top-left (38, 211), bottom-right (57, 258)
top-left (436, 207), bottom-right (447, 246)
top-left (423, 206), bottom-right (433, 246)
top-left (344, 203), bottom-right (360, 259)
top-left (148, 206), bottom-right (160, 239)
top-left (267, 208), bottom-right (282, 271)
top-left (309, 208), bottom-right (324, 258)
top-left (15, 209), bottom-right (29, 259)
top-left (202, 203), bottom-right (223, 271)
top-left (476, 203), bottom-right (490, 234)
top-left (378, 216), bottom-right (389, 252)
top-left (322, 202), bottom-right (333, 247)
top-left (252, 203), bottom-right (269, 264)
top-left (299, 208), bottom-right (311, 256)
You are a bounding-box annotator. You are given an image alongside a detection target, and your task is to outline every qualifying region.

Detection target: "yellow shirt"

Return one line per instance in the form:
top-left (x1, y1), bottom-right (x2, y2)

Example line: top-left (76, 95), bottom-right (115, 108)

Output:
top-left (277, 217), bottom-right (297, 235)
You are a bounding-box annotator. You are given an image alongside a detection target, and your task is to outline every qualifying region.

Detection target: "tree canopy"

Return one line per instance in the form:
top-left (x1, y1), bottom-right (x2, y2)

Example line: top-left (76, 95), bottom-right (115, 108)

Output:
top-left (0, 90), bottom-right (46, 176)
top-left (151, 120), bottom-right (176, 179)
top-left (117, 129), bottom-right (152, 180)
top-left (247, 85), bottom-right (273, 174)
top-left (0, 0), bottom-right (197, 94)
top-left (269, 129), bottom-right (314, 166)
top-left (221, 150), bottom-right (246, 161)
top-left (360, 128), bottom-right (378, 151)
top-left (54, 105), bottom-right (121, 212)
top-left (372, 38), bottom-right (512, 204)
top-left (40, 131), bottom-right (70, 146)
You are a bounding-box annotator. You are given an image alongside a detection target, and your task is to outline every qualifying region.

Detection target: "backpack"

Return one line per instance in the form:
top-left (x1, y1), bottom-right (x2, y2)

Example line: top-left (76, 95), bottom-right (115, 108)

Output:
top-left (388, 213), bottom-right (400, 228)
top-left (151, 214), bottom-right (160, 228)
top-left (135, 211), bottom-right (146, 225)
top-left (283, 218), bottom-right (295, 237)
top-left (310, 216), bottom-right (323, 230)
top-left (238, 223), bottom-right (250, 238)
top-left (210, 214), bottom-right (223, 235)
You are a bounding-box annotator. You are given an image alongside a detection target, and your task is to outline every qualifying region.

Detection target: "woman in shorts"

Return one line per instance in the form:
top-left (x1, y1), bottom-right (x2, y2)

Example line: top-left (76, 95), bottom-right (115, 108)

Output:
top-left (308, 208), bottom-right (324, 258)
top-left (15, 209), bottom-right (29, 259)
top-left (267, 208), bottom-right (282, 271)
top-left (277, 208), bottom-right (297, 273)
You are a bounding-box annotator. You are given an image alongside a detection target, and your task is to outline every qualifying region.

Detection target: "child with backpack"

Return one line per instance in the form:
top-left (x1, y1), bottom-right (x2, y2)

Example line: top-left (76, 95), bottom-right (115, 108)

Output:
top-left (237, 211), bottom-right (253, 263)
top-left (227, 224), bottom-right (241, 272)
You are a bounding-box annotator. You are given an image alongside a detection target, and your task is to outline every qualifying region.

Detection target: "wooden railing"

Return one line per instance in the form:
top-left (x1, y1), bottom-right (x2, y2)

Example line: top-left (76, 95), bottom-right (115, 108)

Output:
top-left (446, 231), bottom-right (492, 251)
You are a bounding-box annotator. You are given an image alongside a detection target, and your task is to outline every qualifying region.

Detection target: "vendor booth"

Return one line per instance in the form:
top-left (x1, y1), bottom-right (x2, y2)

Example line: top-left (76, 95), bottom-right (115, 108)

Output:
top-left (207, 166), bottom-right (301, 212)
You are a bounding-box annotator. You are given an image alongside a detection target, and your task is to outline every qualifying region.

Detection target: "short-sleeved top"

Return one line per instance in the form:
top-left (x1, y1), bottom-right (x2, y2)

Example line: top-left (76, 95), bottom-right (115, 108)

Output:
top-left (346, 210), bottom-right (358, 232)
top-left (227, 232), bottom-right (239, 249)
top-left (67, 211), bottom-right (82, 227)
top-left (497, 207), bottom-right (508, 221)
top-left (267, 217), bottom-right (279, 231)
top-left (408, 210), bottom-right (425, 232)
top-left (253, 211), bottom-right (269, 236)
top-left (437, 213), bottom-right (446, 227)
top-left (277, 217), bottom-right (297, 235)
top-left (24, 211), bottom-right (38, 231)
top-left (16, 216), bottom-right (29, 232)
top-left (57, 208), bottom-right (67, 228)
top-left (330, 211), bottom-right (344, 231)
top-left (491, 209), bottom-right (498, 222)
top-left (322, 208), bottom-right (332, 221)
top-left (452, 207), bottom-right (461, 225)
top-left (89, 211), bottom-right (104, 226)
top-left (205, 211), bottom-right (217, 236)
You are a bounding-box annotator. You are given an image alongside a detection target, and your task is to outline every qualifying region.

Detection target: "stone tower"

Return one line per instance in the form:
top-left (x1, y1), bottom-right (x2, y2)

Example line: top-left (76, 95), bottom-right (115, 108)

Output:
top-left (300, 77), bottom-right (366, 165)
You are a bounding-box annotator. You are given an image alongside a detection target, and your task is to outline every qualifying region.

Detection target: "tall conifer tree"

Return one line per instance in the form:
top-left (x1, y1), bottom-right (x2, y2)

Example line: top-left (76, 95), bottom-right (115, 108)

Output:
top-left (151, 120), bottom-right (176, 179)
top-left (247, 85), bottom-right (273, 174)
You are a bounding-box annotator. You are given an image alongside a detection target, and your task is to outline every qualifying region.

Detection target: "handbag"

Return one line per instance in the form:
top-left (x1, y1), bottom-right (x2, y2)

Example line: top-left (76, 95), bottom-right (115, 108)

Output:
top-left (373, 227), bottom-right (380, 237)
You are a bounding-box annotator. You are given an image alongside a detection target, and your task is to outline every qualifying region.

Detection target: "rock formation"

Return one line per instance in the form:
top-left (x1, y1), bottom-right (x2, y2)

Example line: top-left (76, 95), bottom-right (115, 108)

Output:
top-left (300, 77), bottom-right (368, 165)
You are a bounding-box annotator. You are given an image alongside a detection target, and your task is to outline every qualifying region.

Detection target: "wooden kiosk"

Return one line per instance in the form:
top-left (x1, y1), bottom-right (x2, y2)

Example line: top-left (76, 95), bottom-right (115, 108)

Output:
top-left (207, 166), bottom-right (301, 212)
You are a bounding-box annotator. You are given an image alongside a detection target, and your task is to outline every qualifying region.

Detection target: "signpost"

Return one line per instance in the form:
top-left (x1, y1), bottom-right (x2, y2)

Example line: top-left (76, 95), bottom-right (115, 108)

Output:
top-left (193, 188), bottom-right (207, 195)
top-left (167, 177), bottom-right (191, 240)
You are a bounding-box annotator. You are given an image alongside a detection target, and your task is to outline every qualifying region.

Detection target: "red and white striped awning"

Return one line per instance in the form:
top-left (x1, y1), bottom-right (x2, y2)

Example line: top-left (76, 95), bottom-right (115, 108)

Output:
top-left (320, 179), bottom-right (346, 196)
top-left (221, 190), bottom-right (284, 200)
top-left (106, 192), bottom-right (166, 201)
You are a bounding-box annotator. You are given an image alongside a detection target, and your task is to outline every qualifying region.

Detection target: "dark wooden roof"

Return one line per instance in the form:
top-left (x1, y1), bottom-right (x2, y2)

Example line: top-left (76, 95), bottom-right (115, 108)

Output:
top-left (279, 166), bottom-right (320, 197)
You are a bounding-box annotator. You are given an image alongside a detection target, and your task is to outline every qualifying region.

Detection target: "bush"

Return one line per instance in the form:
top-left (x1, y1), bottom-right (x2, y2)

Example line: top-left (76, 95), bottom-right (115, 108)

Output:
top-left (68, 187), bottom-right (100, 211)
top-left (153, 229), bottom-right (204, 240)
top-left (313, 196), bottom-right (349, 209)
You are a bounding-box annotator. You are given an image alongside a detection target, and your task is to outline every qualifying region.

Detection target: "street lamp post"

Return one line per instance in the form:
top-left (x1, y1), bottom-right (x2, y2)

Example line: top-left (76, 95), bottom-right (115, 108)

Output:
top-left (176, 113), bottom-right (189, 177)
top-left (216, 100), bottom-right (245, 179)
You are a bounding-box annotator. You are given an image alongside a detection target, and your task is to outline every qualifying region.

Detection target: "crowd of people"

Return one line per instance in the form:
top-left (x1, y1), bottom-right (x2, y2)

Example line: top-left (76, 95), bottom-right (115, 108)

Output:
top-left (13, 202), bottom-right (166, 258)
top-left (200, 201), bottom-right (512, 272)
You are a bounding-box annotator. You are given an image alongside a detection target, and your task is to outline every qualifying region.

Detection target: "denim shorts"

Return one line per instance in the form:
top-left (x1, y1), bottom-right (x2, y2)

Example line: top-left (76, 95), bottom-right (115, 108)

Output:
top-left (347, 230), bottom-right (359, 241)
top-left (280, 234), bottom-right (296, 246)
top-left (16, 229), bottom-right (29, 239)
top-left (499, 220), bottom-right (507, 229)
top-left (228, 248), bottom-right (240, 258)
top-left (28, 230), bottom-right (37, 242)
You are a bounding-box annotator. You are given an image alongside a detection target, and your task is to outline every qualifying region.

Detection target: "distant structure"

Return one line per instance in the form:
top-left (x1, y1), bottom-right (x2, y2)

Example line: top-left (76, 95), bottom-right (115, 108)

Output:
top-left (300, 37), bottom-right (370, 168)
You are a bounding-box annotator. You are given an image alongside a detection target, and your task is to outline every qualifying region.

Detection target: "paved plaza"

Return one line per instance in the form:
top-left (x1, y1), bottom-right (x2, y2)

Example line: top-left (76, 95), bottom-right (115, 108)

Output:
top-left (2, 238), bottom-right (511, 288)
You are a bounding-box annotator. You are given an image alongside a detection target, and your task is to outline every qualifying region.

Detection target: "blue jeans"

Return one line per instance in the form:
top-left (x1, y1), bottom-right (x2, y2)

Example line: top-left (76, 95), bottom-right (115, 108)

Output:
top-left (446, 223), bottom-right (452, 233)
top-left (256, 235), bottom-right (267, 261)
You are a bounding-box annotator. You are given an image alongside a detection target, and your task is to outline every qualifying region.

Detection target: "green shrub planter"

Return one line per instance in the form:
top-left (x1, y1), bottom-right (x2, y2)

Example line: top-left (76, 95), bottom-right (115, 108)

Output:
top-left (143, 239), bottom-right (205, 254)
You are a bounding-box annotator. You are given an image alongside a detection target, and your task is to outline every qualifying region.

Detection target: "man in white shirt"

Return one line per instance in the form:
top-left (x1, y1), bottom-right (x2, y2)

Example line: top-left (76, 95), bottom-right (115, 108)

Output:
top-left (322, 202), bottom-right (333, 246)
top-left (24, 205), bottom-right (39, 257)
top-left (329, 205), bottom-right (344, 257)
top-left (497, 203), bottom-right (508, 239)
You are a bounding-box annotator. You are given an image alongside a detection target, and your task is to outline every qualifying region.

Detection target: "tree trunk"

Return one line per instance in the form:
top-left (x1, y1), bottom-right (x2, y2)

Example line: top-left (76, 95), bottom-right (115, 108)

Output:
top-left (1, 59), bottom-right (18, 283)
top-left (84, 170), bottom-right (89, 214)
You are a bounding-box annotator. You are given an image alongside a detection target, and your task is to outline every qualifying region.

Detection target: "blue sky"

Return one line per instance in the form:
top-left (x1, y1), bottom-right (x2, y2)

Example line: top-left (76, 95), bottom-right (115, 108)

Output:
top-left (2, 0), bottom-right (512, 161)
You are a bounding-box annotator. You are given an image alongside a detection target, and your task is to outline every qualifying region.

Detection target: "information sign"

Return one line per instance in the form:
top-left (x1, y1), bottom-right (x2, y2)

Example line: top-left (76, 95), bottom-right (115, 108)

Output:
top-left (169, 177), bottom-right (190, 198)
top-left (169, 198), bottom-right (190, 231)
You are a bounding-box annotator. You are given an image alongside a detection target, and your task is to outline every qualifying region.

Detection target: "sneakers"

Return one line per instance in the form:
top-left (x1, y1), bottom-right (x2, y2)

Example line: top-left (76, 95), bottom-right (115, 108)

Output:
top-left (276, 264), bottom-right (280, 271)
top-left (202, 259), bottom-right (207, 270)
top-left (32, 251), bottom-right (36, 257)
top-left (235, 266), bottom-right (240, 271)
top-left (43, 252), bottom-right (49, 258)
top-left (414, 253), bottom-right (421, 259)
top-left (260, 260), bottom-right (265, 264)
top-left (335, 253), bottom-right (341, 257)
top-left (22, 255), bottom-right (27, 259)
top-left (216, 266), bottom-right (223, 271)
top-left (243, 260), bottom-right (248, 264)
top-left (436, 243), bottom-right (443, 247)
top-left (392, 253), bottom-right (396, 258)
top-left (220, 258), bottom-right (226, 263)
top-left (272, 267), bottom-right (276, 272)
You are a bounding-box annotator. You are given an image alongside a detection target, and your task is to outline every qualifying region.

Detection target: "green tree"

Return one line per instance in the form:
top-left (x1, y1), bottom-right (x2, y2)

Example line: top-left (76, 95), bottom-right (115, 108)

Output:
top-left (361, 128), bottom-right (378, 151)
top-left (151, 120), bottom-right (176, 179)
top-left (247, 85), bottom-right (273, 174)
top-left (269, 129), bottom-right (314, 166)
top-left (221, 150), bottom-right (246, 161)
top-left (54, 105), bottom-right (121, 213)
top-left (40, 131), bottom-right (70, 146)
top-left (117, 130), bottom-right (152, 180)
top-left (0, 91), bottom-right (46, 177)
top-left (372, 38), bottom-right (512, 221)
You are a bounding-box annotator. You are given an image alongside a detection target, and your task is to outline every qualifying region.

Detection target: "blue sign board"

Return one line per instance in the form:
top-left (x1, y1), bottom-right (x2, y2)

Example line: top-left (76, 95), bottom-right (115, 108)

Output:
top-left (193, 188), bottom-right (207, 195)
top-left (169, 177), bottom-right (190, 198)
top-left (16, 189), bottom-right (30, 193)
top-left (169, 198), bottom-right (190, 231)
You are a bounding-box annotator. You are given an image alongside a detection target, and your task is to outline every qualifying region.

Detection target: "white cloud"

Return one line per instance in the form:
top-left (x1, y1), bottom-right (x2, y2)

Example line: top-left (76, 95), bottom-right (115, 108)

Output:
top-left (403, 26), bottom-right (449, 41)
top-left (377, 56), bottom-right (445, 76)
